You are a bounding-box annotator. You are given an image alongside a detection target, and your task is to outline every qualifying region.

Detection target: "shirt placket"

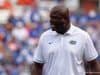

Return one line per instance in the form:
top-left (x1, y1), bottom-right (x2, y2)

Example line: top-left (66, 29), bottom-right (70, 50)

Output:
top-left (61, 35), bottom-right (64, 50)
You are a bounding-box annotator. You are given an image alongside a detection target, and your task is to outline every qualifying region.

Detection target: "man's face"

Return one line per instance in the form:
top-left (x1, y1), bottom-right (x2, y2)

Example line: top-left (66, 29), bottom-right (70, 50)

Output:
top-left (50, 6), bottom-right (70, 34)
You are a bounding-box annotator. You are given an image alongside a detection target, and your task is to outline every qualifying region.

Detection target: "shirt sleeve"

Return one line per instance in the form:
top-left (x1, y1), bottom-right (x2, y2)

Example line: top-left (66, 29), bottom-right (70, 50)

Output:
top-left (83, 33), bottom-right (98, 62)
top-left (33, 37), bottom-right (45, 63)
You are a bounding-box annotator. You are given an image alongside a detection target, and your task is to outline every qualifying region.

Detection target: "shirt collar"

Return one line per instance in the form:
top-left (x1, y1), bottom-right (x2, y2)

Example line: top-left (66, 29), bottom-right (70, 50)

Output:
top-left (65, 23), bottom-right (75, 35)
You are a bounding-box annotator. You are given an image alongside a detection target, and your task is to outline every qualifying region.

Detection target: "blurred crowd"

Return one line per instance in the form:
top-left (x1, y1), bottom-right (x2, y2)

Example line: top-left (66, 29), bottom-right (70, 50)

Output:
top-left (0, 0), bottom-right (99, 75)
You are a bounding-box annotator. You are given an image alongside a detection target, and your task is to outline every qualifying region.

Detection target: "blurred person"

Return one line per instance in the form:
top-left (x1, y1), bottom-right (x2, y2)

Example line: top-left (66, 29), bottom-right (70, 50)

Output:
top-left (29, 22), bottom-right (43, 38)
top-left (4, 18), bottom-right (14, 42)
top-left (12, 21), bottom-right (29, 42)
top-left (31, 5), bottom-right (100, 75)
top-left (18, 47), bottom-right (33, 64)
top-left (17, 0), bottom-right (35, 6)
top-left (0, 27), bottom-right (5, 42)
top-left (89, 23), bottom-right (100, 60)
top-left (0, 27), bottom-right (6, 61)
top-left (70, 11), bottom-right (79, 26)
top-left (25, 22), bottom-right (40, 47)
top-left (0, 0), bottom-right (12, 10)
top-left (0, 27), bottom-right (8, 75)
top-left (25, 22), bottom-right (33, 32)
top-left (8, 61), bottom-right (20, 75)
top-left (78, 13), bottom-right (88, 30)
top-left (25, 22), bottom-right (43, 47)
top-left (0, 43), bottom-right (6, 61)
top-left (0, 62), bottom-right (7, 75)
top-left (5, 17), bottom-right (14, 31)
top-left (6, 36), bottom-right (22, 65)
top-left (7, 37), bottom-right (20, 52)
top-left (5, 59), bottom-right (20, 75)
top-left (20, 62), bottom-right (31, 75)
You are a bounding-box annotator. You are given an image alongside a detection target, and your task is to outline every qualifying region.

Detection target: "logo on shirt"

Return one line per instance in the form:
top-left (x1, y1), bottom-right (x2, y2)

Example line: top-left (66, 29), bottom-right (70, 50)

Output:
top-left (69, 40), bottom-right (77, 45)
top-left (48, 42), bottom-right (53, 44)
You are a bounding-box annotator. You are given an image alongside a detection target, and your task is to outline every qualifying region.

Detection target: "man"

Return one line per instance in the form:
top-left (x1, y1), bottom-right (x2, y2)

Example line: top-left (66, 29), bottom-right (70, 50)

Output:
top-left (31, 5), bottom-right (100, 75)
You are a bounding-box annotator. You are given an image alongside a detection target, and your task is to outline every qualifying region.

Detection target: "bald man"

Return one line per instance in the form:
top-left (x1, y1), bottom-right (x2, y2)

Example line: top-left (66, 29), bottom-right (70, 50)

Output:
top-left (31, 5), bottom-right (100, 75)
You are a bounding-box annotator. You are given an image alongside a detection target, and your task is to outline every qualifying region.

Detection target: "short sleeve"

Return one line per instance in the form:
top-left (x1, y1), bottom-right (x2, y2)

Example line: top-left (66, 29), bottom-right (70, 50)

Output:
top-left (33, 37), bottom-right (45, 63)
top-left (84, 34), bottom-right (98, 62)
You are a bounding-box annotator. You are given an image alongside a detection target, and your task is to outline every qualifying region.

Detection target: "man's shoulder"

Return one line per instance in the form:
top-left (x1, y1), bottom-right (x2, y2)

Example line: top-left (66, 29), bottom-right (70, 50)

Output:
top-left (39, 29), bottom-right (54, 40)
top-left (41, 29), bottom-right (53, 37)
top-left (73, 25), bottom-right (90, 39)
top-left (74, 25), bottom-right (88, 35)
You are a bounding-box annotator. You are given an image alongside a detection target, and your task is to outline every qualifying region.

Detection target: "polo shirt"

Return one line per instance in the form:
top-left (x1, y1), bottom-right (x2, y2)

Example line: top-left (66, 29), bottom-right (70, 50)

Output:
top-left (33, 24), bottom-right (98, 75)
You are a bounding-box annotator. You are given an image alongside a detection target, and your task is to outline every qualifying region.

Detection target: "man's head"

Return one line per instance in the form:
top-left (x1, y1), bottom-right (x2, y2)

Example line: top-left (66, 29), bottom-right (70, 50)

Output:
top-left (50, 5), bottom-right (70, 34)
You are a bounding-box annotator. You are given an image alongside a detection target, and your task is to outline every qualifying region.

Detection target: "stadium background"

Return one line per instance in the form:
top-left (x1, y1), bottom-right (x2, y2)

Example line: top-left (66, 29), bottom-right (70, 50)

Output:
top-left (0, 0), bottom-right (99, 75)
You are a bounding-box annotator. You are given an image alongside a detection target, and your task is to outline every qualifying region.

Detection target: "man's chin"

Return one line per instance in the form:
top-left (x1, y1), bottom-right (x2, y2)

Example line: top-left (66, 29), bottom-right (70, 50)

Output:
top-left (55, 31), bottom-right (65, 34)
top-left (51, 28), bottom-right (56, 31)
top-left (51, 28), bottom-right (66, 34)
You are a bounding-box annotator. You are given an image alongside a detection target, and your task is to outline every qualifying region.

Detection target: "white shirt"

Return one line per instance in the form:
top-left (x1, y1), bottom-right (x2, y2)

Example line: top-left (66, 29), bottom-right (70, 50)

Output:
top-left (12, 27), bottom-right (29, 41)
top-left (33, 24), bottom-right (98, 75)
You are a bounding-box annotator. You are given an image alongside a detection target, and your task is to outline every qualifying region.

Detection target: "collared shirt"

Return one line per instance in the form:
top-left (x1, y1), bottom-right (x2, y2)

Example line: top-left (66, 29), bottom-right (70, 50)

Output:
top-left (33, 24), bottom-right (98, 75)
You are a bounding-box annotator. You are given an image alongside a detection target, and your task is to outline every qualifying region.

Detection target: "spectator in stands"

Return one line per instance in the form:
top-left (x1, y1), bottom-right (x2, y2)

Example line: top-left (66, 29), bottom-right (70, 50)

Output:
top-left (12, 21), bottom-right (29, 42)
top-left (0, 0), bottom-right (12, 10)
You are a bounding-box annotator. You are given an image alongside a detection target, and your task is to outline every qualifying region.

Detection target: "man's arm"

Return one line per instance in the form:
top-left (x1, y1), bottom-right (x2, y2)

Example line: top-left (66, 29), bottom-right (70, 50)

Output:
top-left (30, 62), bottom-right (43, 75)
top-left (86, 59), bottom-right (100, 75)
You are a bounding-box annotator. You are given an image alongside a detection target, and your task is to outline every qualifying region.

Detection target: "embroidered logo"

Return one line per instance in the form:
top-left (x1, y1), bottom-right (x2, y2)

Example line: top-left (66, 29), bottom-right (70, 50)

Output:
top-left (69, 40), bottom-right (77, 45)
top-left (48, 42), bottom-right (53, 44)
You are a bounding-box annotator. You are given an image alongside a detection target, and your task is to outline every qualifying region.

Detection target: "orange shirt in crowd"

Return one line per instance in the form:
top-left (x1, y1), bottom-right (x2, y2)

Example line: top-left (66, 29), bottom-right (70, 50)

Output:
top-left (0, 1), bottom-right (12, 9)
top-left (17, 0), bottom-right (34, 6)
